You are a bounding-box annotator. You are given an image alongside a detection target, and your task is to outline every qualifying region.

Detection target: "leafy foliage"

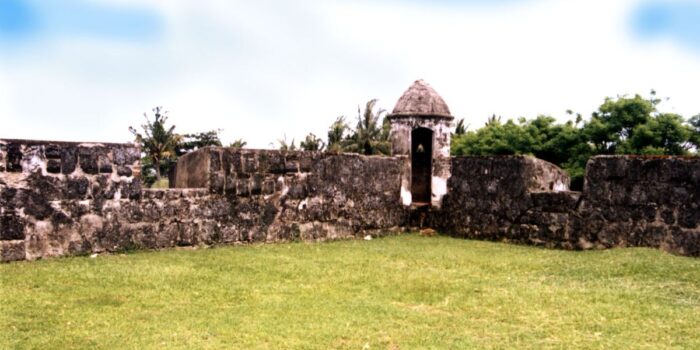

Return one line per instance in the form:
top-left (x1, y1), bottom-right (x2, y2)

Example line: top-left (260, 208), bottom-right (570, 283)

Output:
top-left (130, 108), bottom-right (236, 187)
top-left (326, 116), bottom-right (349, 153)
top-left (689, 114), bottom-right (700, 150)
top-left (452, 92), bottom-right (698, 190)
top-left (276, 135), bottom-right (297, 151)
top-left (300, 133), bottom-right (325, 151)
top-left (326, 99), bottom-right (391, 155)
top-left (129, 107), bottom-right (181, 183)
top-left (176, 130), bottom-right (222, 156)
top-left (453, 118), bottom-right (467, 136)
top-left (229, 139), bottom-right (247, 149)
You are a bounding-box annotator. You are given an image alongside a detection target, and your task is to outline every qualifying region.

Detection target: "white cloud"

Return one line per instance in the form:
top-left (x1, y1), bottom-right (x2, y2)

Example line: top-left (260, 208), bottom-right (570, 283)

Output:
top-left (2, 0), bottom-right (700, 148)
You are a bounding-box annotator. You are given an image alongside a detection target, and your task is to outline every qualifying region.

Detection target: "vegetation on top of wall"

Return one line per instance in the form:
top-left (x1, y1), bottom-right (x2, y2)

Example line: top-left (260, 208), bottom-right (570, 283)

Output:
top-left (130, 107), bottom-right (228, 188)
top-left (132, 97), bottom-right (392, 186)
top-left (299, 133), bottom-right (325, 151)
top-left (129, 107), bottom-right (181, 186)
top-left (273, 98), bottom-right (392, 155)
top-left (228, 139), bottom-right (247, 149)
top-left (176, 130), bottom-right (223, 156)
top-left (452, 92), bottom-right (700, 190)
top-left (324, 99), bottom-right (392, 155)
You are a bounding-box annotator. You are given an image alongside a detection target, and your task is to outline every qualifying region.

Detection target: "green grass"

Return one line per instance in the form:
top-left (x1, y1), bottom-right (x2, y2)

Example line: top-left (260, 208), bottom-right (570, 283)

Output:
top-left (1, 234), bottom-right (699, 349)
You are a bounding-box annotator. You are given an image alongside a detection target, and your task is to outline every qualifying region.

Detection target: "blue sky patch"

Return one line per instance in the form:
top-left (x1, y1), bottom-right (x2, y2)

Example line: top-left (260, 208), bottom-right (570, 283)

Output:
top-left (632, 1), bottom-right (700, 49)
top-left (0, 0), bottom-right (38, 38)
top-left (0, 0), bottom-right (162, 42)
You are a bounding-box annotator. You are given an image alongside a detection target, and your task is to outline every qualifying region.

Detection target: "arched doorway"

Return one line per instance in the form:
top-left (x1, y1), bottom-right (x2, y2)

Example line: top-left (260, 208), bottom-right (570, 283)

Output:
top-left (411, 128), bottom-right (433, 204)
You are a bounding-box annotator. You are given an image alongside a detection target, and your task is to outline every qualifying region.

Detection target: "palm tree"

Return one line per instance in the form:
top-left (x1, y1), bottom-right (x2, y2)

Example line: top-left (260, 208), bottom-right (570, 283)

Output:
top-left (275, 135), bottom-right (297, 151)
top-left (300, 133), bottom-right (325, 151)
top-left (129, 107), bottom-right (181, 181)
top-left (229, 139), bottom-right (247, 149)
top-left (344, 99), bottom-right (391, 155)
top-left (454, 118), bottom-right (467, 136)
top-left (327, 116), bottom-right (348, 153)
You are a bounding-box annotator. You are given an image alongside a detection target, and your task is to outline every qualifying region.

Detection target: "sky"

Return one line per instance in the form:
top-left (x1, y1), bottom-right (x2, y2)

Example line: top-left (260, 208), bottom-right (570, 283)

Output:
top-left (1, 0), bottom-right (700, 148)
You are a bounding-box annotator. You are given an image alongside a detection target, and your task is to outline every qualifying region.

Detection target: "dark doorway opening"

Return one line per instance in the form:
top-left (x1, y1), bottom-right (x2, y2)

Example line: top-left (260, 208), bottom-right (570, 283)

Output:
top-left (411, 128), bottom-right (433, 204)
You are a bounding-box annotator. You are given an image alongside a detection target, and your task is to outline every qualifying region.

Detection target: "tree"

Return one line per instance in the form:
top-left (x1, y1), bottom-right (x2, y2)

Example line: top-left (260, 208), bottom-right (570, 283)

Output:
top-left (300, 133), bottom-right (325, 151)
top-left (629, 113), bottom-right (691, 155)
top-left (129, 107), bottom-right (181, 181)
top-left (584, 94), bottom-right (655, 153)
top-left (451, 117), bottom-right (535, 156)
top-left (343, 99), bottom-right (391, 155)
top-left (688, 114), bottom-right (700, 152)
top-left (229, 139), bottom-right (247, 149)
top-left (451, 91), bottom-right (697, 190)
top-left (177, 129), bottom-right (222, 156)
top-left (453, 118), bottom-right (467, 136)
top-left (326, 116), bottom-right (348, 153)
top-left (276, 135), bottom-right (297, 151)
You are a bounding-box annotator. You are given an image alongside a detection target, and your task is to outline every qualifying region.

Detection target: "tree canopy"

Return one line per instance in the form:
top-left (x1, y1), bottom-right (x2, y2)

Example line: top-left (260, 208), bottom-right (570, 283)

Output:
top-left (325, 99), bottom-right (391, 155)
top-left (129, 107), bottom-right (181, 182)
top-left (300, 133), bottom-right (325, 151)
top-left (130, 108), bottom-right (234, 187)
top-left (177, 130), bottom-right (223, 156)
top-left (452, 93), bottom-right (698, 189)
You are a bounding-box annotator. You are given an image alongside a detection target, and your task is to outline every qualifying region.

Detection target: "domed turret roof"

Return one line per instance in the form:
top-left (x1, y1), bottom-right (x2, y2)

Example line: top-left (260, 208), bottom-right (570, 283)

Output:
top-left (388, 79), bottom-right (452, 119)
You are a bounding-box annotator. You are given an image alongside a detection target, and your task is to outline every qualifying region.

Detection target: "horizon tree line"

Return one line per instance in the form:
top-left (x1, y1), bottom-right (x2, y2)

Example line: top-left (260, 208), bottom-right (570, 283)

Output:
top-left (131, 91), bottom-right (700, 189)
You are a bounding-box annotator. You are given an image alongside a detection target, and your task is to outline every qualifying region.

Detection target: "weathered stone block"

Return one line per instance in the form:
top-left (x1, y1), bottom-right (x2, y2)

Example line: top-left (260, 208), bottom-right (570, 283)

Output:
top-left (44, 144), bottom-right (62, 159)
top-left (79, 147), bottom-right (99, 174)
top-left (242, 153), bottom-right (257, 173)
top-left (209, 172), bottom-right (225, 194)
top-left (222, 174), bottom-right (236, 194)
top-left (22, 190), bottom-right (55, 220)
top-left (121, 180), bottom-right (142, 200)
top-left (113, 146), bottom-right (140, 166)
top-left (0, 143), bottom-right (6, 172)
top-left (530, 191), bottom-right (580, 213)
top-left (117, 166), bottom-right (132, 177)
top-left (287, 180), bottom-right (307, 200)
top-left (263, 151), bottom-right (286, 174)
top-left (1, 240), bottom-right (25, 262)
top-left (298, 152), bottom-right (315, 172)
top-left (250, 174), bottom-right (263, 195)
top-left (98, 156), bottom-right (113, 173)
top-left (209, 149), bottom-right (222, 172)
top-left (284, 158), bottom-right (299, 173)
top-left (65, 177), bottom-right (90, 199)
top-left (44, 159), bottom-right (60, 174)
top-left (678, 206), bottom-right (700, 229)
top-left (61, 146), bottom-right (78, 174)
top-left (262, 180), bottom-right (275, 195)
top-left (223, 150), bottom-right (242, 174)
top-left (7, 143), bottom-right (22, 172)
top-left (236, 178), bottom-right (250, 197)
top-left (669, 228), bottom-right (700, 257)
top-left (0, 213), bottom-right (24, 240)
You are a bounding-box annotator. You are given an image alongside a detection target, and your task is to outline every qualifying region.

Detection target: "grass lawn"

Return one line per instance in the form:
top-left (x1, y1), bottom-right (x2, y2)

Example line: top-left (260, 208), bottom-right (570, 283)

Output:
top-left (1, 234), bottom-right (699, 349)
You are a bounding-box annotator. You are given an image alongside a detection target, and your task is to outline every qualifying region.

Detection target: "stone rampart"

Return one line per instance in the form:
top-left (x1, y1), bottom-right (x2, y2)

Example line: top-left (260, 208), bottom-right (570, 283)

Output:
top-left (436, 155), bottom-right (700, 256)
top-left (1, 142), bottom-right (408, 262)
top-left (574, 156), bottom-right (700, 255)
top-left (0, 139), bottom-right (142, 261)
top-left (181, 148), bottom-right (409, 238)
top-left (427, 156), bottom-right (571, 242)
top-left (2, 139), bottom-right (700, 262)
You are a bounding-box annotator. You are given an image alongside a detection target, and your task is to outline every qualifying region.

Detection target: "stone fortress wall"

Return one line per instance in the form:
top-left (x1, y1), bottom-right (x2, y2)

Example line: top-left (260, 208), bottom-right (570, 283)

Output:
top-left (431, 155), bottom-right (700, 256)
top-left (0, 140), bottom-right (408, 262)
top-left (2, 137), bottom-right (699, 262)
